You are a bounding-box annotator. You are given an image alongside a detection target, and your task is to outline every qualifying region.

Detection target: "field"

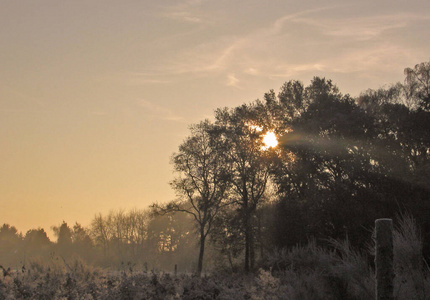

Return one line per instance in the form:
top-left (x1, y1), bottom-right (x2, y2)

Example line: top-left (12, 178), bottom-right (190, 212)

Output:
top-left (1, 216), bottom-right (429, 300)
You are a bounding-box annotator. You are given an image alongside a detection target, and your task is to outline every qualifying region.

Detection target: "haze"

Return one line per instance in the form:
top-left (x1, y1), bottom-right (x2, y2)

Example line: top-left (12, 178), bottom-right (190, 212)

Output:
top-left (1, 0), bottom-right (429, 236)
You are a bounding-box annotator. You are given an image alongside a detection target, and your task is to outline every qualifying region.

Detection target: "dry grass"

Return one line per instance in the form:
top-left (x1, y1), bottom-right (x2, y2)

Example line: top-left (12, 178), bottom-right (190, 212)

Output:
top-left (0, 214), bottom-right (428, 299)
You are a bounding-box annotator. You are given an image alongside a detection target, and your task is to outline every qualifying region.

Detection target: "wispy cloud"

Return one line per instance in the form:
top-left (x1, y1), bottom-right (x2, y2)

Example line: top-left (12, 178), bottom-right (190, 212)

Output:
top-left (127, 74), bottom-right (171, 85)
top-left (138, 99), bottom-right (185, 122)
top-left (244, 68), bottom-right (259, 76)
top-left (290, 12), bottom-right (430, 41)
top-left (132, 4), bottom-right (430, 89)
top-left (151, 6), bottom-right (340, 78)
top-left (162, 11), bottom-right (202, 24)
top-left (269, 63), bottom-right (327, 78)
top-left (110, 72), bottom-right (171, 86)
top-left (226, 74), bottom-right (240, 87)
top-left (322, 43), bottom-right (418, 74)
top-left (268, 5), bottom-right (346, 35)
top-left (160, 0), bottom-right (209, 24)
top-left (229, 10), bottom-right (429, 78)
top-left (162, 39), bottom-right (243, 76)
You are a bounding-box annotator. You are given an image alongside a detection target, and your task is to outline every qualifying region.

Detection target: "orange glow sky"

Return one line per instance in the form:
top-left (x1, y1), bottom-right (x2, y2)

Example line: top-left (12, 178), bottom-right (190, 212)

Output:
top-left (1, 0), bottom-right (429, 238)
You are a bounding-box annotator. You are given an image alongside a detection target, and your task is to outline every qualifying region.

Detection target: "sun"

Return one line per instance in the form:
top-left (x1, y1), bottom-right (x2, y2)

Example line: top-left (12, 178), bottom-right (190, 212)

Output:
top-left (262, 131), bottom-right (278, 150)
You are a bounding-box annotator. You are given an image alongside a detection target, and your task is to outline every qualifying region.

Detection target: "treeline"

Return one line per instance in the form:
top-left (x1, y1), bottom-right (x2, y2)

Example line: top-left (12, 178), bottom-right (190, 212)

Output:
top-left (0, 211), bottom-right (202, 272)
top-left (1, 60), bottom-right (429, 275)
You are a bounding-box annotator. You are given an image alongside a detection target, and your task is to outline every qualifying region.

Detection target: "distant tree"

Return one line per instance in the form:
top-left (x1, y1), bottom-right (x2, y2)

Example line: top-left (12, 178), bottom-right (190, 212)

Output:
top-left (23, 228), bottom-right (52, 259)
top-left (146, 212), bottom-right (196, 271)
top-left (52, 221), bottom-right (73, 257)
top-left (71, 222), bottom-right (92, 245)
top-left (24, 228), bottom-right (51, 246)
top-left (0, 224), bottom-right (21, 243)
top-left (0, 224), bottom-right (22, 266)
top-left (90, 209), bottom-right (155, 266)
top-left (153, 120), bottom-right (231, 276)
top-left (123, 209), bottom-right (150, 259)
top-left (52, 221), bottom-right (73, 246)
top-left (90, 213), bottom-right (111, 257)
top-left (107, 210), bottom-right (128, 259)
top-left (209, 206), bottom-right (245, 272)
top-left (70, 222), bottom-right (94, 261)
top-left (90, 210), bottom-right (129, 261)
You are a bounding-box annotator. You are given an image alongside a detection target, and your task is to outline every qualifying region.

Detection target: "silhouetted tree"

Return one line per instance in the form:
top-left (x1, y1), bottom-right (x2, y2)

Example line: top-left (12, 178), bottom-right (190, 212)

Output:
top-left (71, 222), bottom-right (94, 261)
top-left (22, 228), bottom-right (52, 260)
top-left (154, 120), bottom-right (231, 276)
top-left (209, 205), bottom-right (245, 272)
top-left (0, 224), bottom-right (22, 266)
top-left (52, 221), bottom-right (73, 257)
top-left (404, 60), bottom-right (430, 111)
top-left (0, 224), bottom-right (21, 244)
top-left (264, 66), bottom-right (430, 254)
top-left (90, 213), bottom-right (111, 258)
top-left (214, 103), bottom-right (277, 272)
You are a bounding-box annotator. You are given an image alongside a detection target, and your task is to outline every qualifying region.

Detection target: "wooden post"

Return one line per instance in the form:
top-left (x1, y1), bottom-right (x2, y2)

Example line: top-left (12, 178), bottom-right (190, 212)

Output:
top-left (174, 264), bottom-right (177, 276)
top-left (375, 218), bottom-right (394, 300)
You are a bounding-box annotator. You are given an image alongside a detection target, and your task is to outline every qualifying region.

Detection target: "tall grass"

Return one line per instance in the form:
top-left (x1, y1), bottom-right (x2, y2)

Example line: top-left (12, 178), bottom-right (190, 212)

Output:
top-left (393, 213), bottom-right (430, 300)
top-left (262, 214), bottom-right (429, 300)
top-left (0, 214), bottom-right (428, 299)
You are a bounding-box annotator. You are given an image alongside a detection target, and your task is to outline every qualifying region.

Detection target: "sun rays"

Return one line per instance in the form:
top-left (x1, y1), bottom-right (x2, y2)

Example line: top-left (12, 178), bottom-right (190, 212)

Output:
top-left (262, 131), bottom-right (278, 150)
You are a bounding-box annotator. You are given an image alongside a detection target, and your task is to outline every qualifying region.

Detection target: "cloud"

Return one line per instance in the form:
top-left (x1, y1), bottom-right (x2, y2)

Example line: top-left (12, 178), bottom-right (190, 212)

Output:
top-left (321, 43), bottom-right (418, 74)
top-left (132, 4), bottom-right (430, 91)
top-left (138, 99), bottom-right (185, 122)
top-left (244, 68), bottom-right (259, 75)
top-left (268, 63), bottom-right (327, 78)
top-left (127, 38), bottom-right (242, 82)
top-left (227, 74), bottom-right (239, 87)
top-left (127, 74), bottom-right (171, 85)
top-left (228, 10), bottom-right (430, 79)
top-left (132, 6), bottom-right (343, 81)
top-left (162, 11), bottom-right (202, 23)
top-left (269, 5), bottom-right (345, 35)
top-left (160, 0), bottom-right (209, 24)
top-left (111, 72), bottom-right (171, 86)
top-left (166, 39), bottom-right (242, 75)
top-left (154, 7), bottom-right (339, 78)
top-left (290, 12), bottom-right (429, 41)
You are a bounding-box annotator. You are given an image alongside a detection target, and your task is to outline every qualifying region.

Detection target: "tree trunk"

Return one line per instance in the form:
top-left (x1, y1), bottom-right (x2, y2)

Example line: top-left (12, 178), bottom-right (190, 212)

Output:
top-left (197, 230), bottom-right (206, 276)
top-left (244, 225), bottom-right (250, 273)
top-left (243, 185), bottom-right (250, 273)
top-left (250, 227), bottom-right (255, 270)
top-left (228, 250), bottom-right (234, 272)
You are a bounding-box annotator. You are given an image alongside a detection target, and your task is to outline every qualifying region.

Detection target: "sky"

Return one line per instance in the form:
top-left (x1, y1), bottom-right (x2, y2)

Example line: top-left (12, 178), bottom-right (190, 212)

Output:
top-left (1, 0), bottom-right (429, 238)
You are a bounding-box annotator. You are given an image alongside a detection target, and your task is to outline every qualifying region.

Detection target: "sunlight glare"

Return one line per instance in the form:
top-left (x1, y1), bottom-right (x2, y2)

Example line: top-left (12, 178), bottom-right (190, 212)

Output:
top-left (262, 131), bottom-right (278, 150)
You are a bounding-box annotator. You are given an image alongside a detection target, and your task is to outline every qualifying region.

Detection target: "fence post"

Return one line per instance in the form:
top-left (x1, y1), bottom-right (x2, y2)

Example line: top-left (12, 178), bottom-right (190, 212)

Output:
top-left (375, 218), bottom-right (394, 300)
top-left (174, 264), bottom-right (177, 276)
